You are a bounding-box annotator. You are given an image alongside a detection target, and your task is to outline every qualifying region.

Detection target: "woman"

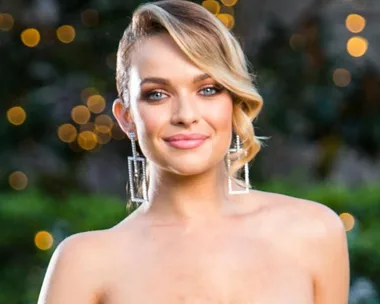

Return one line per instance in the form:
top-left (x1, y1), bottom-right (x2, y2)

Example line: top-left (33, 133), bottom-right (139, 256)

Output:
top-left (38, 1), bottom-right (350, 303)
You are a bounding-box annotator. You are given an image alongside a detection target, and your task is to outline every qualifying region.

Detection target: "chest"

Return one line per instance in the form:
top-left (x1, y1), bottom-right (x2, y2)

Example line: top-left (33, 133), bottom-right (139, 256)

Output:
top-left (104, 229), bottom-right (314, 304)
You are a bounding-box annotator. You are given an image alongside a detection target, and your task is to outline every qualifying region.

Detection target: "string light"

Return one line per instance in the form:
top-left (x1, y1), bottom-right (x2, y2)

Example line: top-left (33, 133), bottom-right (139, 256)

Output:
top-left (346, 14), bottom-right (366, 33)
top-left (9, 171), bottom-right (28, 190)
top-left (57, 123), bottom-right (77, 143)
top-left (35, 231), bottom-right (54, 250)
top-left (347, 36), bottom-right (368, 57)
top-left (202, 0), bottom-right (221, 15)
top-left (57, 25), bottom-right (76, 43)
top-left (71, 105), bottom-right (90, 124)
top-left (221, 0), bottom-right (238, 7)
top-left (333, 68), bottom-right (351, 87)
top-left (217, 14), bottom-right (235, 30)
top-left (339, 213), bottom-right (355, 232)
top-left (21, 28), bottom-right (40, 47)
top-left (7, 106), bottom-right (26, 125)
top-left (0, 13), bottom-right (14, 31)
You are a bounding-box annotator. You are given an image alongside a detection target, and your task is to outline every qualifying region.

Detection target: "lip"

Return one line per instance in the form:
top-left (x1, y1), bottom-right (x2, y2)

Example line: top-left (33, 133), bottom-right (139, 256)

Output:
top-left (163, 133), bottom-right (209, 141)
top-left (164, 138), bottom-right (208, 149)
top-left (163, 133), bottom-right (209, 150)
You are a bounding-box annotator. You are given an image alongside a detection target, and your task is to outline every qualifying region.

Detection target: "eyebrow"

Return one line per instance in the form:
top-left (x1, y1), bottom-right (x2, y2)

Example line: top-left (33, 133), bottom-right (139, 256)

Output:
top-left (140, 73), bottom-right (211, 87)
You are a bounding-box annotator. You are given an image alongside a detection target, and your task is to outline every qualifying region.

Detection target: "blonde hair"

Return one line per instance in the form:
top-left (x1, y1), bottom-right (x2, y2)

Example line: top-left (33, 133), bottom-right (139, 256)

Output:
top-left (116, 0), bottom-right (264, 202)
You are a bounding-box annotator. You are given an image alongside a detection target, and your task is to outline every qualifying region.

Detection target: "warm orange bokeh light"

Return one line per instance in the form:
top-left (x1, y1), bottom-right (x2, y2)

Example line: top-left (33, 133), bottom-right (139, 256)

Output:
top-left (57, 25), bottom-right (76, 43)
top-left (0, 13), bottom-right (14, 31)
top-left (7, 106), bottom-right (26, 126)
top-left (217, 14), bottom-right (235, 30)
top-left (333, 68), bottom-right (351, 87)
top-left (346, 14), bottom-right (366, 33)
top-left (347, 36), bottom-right (368, 57)
top-left (71, 105), bottom-right (90, 124)
top-left (87, 95), bottom-right (106, 114)
top-left (81, 87), bottom-right (99, 103)
top-left (221, 0), bottom-right (238, 7)
top-left (58, 123), bottom-right (78, 143)
top-left (21, 28), bottom-right (40, 47)
top-left (78, 131), bottom-right (98, 150)
top-left (202, 0), bottom-right (221, 15)
top-left (9, 171), bottom-right (28, 190)
top-left (95, 114), bottom-right (113, 134)
top-left (35, 231), bottom-right (54, 250)
top-left (339, 213), bottom-right (355, 232)
top-left (79, 122), bottom-right (95, 133)
top-left (96, 131), bottom-right (111, 145)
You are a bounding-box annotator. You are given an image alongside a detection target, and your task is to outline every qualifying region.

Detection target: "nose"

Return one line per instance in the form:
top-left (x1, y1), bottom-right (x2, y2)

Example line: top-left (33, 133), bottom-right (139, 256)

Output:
top-left (170, 93), bottom-right (200, 127)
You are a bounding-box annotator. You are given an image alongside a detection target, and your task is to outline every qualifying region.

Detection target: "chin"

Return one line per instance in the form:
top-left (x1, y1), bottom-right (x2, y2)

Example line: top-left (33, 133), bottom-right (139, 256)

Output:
top-left (164, 154), bottom-right (222, 176)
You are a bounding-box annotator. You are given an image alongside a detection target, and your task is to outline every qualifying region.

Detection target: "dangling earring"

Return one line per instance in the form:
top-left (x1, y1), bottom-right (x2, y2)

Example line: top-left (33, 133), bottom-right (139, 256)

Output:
top-left (127, 132), bottom-right (148, 204)
top-left (227, 133), bottom-right (250, 194)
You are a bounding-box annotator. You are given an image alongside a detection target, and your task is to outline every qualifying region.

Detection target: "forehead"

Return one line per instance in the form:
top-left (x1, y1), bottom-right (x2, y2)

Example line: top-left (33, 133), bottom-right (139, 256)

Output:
top-left (130, 33), bottom-right (203, 79)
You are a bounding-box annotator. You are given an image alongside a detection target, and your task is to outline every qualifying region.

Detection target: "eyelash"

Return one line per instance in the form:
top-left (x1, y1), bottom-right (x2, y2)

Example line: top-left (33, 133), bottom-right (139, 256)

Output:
top-left (142, 85), bottom-right (224, 101)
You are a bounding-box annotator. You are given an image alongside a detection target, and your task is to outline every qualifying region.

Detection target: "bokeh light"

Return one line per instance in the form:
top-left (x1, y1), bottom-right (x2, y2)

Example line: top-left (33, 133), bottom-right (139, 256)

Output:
top-left (34, 231), bottom-right (54, 250)
top-left (9, 171), bottom-right (28, 190)
top-left (217, 14), bottom-right (235, 30)
top-left (347, 36), bottom-right (368, 57)
top-left (57, 25), bottom-right (76, 43)
top-left (7, 106), bottom-right (26, 126)
top-left (81, 87), bottom-right (99, 103)
top-left (87, 95), bottom-right (106, 114)
top-left (339, 212), bottom-right (355, 232)
top-left (0, 13), bottom-right (14, 31)
top-left (81, 9), bottom-right (99, 27)
top-left (346, 14), bottom-right (366, 33)
top-left (221, 0), bottom-right (238, 7)
top-left (96, 131), bottom-right (111, 145)
top-left (77, 131), bottom-right (98, 150)
top-left (21, 28), bottom-right (40, 47)
top-left (333, 68), bottom-right (351, 87)
top-left (71, 105), bottom-right (90, 124)
top-left (57, 123), bottom-right (77, 143)
top-left (94, 114), bottom-right (113, 134)
top-left (79, 122), bottom-right (95, 133)
top-left (219, 4), bottom-right (235, 17)
top-left (202, 0), bottom-right (221, 15)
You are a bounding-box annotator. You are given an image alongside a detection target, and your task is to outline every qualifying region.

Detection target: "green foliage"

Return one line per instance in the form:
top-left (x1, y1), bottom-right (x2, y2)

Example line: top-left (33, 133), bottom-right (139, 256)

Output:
top-left (0, 189), bottom-right (126, 304)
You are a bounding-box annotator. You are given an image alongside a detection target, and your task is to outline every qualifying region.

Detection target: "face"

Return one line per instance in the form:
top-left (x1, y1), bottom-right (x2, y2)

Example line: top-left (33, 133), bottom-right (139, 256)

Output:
top-left (113, 33), bottom-right (233, 176)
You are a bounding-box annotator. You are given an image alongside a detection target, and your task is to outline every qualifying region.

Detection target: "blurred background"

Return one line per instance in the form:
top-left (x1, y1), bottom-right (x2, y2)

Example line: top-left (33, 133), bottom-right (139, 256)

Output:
top-left (1, 0), bottom-right (379, 303)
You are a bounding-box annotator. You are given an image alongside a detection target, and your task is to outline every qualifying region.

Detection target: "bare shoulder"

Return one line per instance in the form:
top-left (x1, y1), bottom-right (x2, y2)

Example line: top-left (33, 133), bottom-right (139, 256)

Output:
top-left (250, 189), bottom-right (346, 238)
top-left (38, 228), bottom-right (124, 303)
top-left (249, 190), bottom-right (350, 302)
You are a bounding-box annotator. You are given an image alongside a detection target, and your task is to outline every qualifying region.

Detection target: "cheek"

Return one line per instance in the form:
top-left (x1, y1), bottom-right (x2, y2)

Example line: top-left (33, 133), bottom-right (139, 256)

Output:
top-left (134, 103), bottom-right (167, 140)
top-left (206, 97), bottom-right (233, 132)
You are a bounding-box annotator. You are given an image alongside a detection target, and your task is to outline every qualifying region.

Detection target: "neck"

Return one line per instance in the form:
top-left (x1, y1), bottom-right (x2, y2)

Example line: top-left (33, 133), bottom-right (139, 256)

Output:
top-left (140, 160), bottom-right (238, 225)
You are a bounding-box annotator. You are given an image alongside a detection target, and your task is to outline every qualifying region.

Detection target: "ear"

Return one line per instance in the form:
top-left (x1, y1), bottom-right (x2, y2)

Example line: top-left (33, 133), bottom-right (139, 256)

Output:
top-left (112, 98), bottom-right (136, 140)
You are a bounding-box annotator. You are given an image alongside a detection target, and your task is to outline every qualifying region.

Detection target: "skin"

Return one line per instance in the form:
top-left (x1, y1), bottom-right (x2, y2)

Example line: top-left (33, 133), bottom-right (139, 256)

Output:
top-left (37, 33), bottom-right (350, 304)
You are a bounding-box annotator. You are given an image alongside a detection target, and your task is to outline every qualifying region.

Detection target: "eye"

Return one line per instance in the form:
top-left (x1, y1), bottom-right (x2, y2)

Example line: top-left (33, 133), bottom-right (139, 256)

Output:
top-left (199, 85), bottom-right (223, 96)
top-left (142, 90), bottom-right (168, 101)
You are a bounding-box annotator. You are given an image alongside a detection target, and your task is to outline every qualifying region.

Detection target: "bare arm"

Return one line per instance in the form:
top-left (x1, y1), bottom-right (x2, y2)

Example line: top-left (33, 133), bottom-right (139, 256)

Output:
top-left (310, 205), bottom-right (350, 304)
top-left (37, 233), bottom-right (105, 304)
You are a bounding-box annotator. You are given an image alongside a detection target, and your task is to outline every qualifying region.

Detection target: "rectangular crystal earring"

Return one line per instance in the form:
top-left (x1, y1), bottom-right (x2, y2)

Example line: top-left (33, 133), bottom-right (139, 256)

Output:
top-left (127, 132), bottom-right (148, 204)
top-left (227, 134), bottom-right (250, 194)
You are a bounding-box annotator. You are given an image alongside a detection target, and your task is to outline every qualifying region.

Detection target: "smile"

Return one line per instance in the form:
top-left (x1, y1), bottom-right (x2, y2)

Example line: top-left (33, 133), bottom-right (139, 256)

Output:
top-left (164, 138), bottom-right (207, 149)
